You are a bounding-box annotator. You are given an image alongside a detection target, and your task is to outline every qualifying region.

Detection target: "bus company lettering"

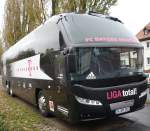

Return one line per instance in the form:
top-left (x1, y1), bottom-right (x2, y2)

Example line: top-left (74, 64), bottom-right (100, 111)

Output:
top-left (11, 54), bottom-right (53, 80)
top-left (28, 60), bottom-right (32, 76)
top-left (107, 88), bottom-right (137, 100)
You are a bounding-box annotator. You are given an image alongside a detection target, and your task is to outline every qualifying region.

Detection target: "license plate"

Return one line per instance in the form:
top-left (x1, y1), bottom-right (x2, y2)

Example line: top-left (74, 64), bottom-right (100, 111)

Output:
top-left (115, 107), bottom-right (130, 115)
top-left (110, 99), bottom-right (134, 110)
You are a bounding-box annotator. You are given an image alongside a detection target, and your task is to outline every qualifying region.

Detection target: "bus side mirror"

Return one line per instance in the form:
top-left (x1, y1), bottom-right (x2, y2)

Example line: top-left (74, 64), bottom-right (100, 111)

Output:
top-left (68, 55), bottom-right (76, 73)
top-left (145, 73), bottom-right (149, 78)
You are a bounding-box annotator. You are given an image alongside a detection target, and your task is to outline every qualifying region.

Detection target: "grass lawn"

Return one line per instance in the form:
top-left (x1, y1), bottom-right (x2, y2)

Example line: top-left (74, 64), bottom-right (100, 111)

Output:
top-left (0, 114), bottom-right (8, 131)
top-left (0, 89), bottom-right (57, 131)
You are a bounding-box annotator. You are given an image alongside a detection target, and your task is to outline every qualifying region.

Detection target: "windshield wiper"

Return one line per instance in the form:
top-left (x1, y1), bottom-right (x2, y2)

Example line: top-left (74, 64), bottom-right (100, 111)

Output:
top-left (87, 11), bottom-right (123, 24)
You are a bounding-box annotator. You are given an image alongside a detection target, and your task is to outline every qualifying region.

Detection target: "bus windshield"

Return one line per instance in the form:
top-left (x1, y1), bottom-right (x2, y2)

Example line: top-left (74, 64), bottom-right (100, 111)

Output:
top-left (63, 14), bottom-right (138, 44)
top-left (70, 47), bottom-right (143, 81)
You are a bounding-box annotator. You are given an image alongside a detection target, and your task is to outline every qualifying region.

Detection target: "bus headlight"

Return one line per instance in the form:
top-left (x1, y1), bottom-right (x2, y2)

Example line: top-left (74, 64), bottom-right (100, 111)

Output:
top-left (75, 96), bottom-right (103, 106)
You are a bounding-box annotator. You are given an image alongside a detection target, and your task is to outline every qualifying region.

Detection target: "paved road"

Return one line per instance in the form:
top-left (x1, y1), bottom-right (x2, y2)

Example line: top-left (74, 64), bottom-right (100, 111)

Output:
top-left (46, 105), bottom-right (150, 131)
top-left (118, 105), bottom-right (150, 131)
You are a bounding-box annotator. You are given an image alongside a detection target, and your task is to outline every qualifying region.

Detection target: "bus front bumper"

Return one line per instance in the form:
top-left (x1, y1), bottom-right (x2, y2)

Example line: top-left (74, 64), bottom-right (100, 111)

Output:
top-left (72, 94), bottom-right (147, 122)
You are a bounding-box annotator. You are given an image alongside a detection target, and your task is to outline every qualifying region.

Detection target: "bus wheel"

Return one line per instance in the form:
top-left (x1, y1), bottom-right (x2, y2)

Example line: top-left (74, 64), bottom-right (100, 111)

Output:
top-left (9, 87), bottom-right (14, 97)
top-left (6, 83), bottom-right (10, 94)
top-left (38, 91), bottom-right (49, 117)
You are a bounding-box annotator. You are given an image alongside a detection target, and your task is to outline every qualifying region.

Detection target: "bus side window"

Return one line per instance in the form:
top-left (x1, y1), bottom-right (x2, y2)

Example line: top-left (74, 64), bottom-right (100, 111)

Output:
top-left (59, 32), bottom-right (66, 51)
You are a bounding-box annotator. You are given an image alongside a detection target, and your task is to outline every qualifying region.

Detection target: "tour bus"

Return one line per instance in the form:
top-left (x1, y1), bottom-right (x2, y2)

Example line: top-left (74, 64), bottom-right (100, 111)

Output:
top-left (1, 12), bottom-right (148, 123)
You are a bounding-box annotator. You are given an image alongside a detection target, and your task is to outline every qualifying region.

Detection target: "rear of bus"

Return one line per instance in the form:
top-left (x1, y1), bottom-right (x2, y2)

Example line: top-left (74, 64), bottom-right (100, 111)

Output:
top-left (61, 13), bottom-right (148, 122)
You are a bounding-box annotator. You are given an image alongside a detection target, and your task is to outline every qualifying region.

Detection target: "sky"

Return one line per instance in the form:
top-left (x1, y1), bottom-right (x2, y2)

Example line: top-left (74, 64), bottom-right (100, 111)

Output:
top-left (110, 0), bottom-right (150, 35)
top-left (0, 0), bottom-right (150, 35)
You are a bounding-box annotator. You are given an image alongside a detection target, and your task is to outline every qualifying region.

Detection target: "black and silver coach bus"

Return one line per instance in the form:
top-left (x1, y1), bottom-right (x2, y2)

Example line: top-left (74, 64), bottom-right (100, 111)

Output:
top-left (1, 12), bottom-right (148, 123)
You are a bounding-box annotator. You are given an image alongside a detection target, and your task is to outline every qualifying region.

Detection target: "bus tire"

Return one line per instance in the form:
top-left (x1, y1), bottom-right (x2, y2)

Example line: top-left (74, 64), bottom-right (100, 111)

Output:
top-left (6, 82), bottom-right (10, 94)
top-left (38, 91), bottom-right (49, 117)
top-left (6, 81), bottom-right (14, 97)
top-left (9, 87), bottom-right (15, 97)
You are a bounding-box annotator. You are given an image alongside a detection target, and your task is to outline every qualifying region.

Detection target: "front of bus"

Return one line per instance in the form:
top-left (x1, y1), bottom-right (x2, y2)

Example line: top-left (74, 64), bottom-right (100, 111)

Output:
top-left (62, 13), bottom-right (148, 122)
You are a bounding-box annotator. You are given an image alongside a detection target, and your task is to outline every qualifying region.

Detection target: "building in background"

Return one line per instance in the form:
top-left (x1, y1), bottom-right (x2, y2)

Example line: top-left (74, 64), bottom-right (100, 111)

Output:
top-left (136, 23), bottom-right (150, 85)
top-left (136, 23), bottom-right (150, 72)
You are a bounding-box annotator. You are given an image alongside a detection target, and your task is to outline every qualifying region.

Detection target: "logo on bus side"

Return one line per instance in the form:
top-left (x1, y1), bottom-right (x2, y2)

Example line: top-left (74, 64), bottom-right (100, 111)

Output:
top-left (11, 54), bottom-right (53, 80)
top-left (107, 88), bottom-right (137, 100)
top-left (28, 60), bottom-right (32, 76)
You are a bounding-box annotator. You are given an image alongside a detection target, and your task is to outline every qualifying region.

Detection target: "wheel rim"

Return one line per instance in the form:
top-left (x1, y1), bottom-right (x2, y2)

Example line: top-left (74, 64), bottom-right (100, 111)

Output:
top-left (6, 84), bottom-right (9, 92)
top-left (10, 88), bottom-right (13, 96)
top-left (6, 84), bottom-right (9, 90)
top-left (38, 95), bottom-right (46, 113)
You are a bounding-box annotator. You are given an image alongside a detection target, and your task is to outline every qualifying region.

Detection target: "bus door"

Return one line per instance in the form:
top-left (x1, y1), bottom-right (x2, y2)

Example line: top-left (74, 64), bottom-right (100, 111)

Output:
top-left (54, 53), bottom-right (68, 109)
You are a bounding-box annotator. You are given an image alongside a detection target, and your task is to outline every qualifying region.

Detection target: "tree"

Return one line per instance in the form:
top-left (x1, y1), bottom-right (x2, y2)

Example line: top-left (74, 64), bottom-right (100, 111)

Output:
top-left (3, 0), bottom-right (118, 48)
top-left (3, 0), bottom-right (45, 47)
top-left (0, 42), bottom-right (3, 57)
top-left (50, 0), bottom-right (118, 15)
top-left (0, 32), bottom-right (3, 58)
top-left (0, 34), bottom-right (3, 74)
top-left (87, 0), bottom-right (118, 14)
top-left (3, 0), bottom-right (21, 47)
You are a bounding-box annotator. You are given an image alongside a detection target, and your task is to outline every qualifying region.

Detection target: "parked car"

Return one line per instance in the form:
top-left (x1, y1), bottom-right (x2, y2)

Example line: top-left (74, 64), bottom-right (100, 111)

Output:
top-left (145, 73), bottom-right (150, 90)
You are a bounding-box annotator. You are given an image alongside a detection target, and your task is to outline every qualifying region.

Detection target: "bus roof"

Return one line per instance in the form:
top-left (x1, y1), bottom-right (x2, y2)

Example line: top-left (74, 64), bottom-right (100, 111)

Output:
top-left (2, 13), bottom-right (143, 62)
top-left (59, 13), bottom-right (142, 48)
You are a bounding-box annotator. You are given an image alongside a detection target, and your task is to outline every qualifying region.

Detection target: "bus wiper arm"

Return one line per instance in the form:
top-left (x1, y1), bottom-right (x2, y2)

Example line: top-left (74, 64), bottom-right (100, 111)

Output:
top-left (105, 16), bottom-right (123, 24)
top-left (56, 15), bottom-right (68, 24)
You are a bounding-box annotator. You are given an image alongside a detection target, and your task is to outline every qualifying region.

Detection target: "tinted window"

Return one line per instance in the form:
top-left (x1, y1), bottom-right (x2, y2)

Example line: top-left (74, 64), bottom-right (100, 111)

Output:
top-left (70, 47), bottom-right (143, 81)
top-left (63, 14), bottom-right (138, 44)
top-left (3, 20), bottom-right (60, 63)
